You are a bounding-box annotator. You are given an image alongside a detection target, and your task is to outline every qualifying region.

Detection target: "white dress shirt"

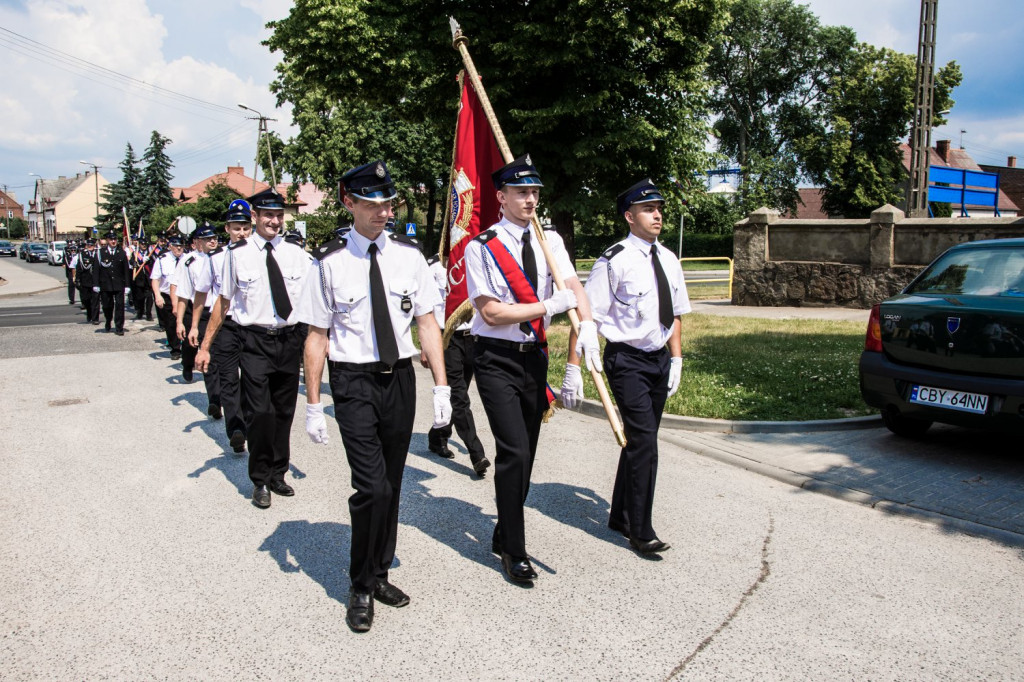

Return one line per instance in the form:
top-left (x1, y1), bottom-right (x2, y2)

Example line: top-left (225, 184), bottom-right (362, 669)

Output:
top-left (150, 252), bottom-right (180, 294)
top-left (296, 229), bottom-right (440, 364)
top-left (218, 232), bottom-right (310, 328)
top-left (464, 217), bottom-right (576, 342)
top-left (585, 233), bottom-right (691, 352)
top-left (174, 251), bottom-right (214, 309)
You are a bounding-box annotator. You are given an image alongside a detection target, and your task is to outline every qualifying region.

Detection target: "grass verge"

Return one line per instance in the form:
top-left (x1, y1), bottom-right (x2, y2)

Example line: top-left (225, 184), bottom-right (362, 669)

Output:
top-left (544, 314), bottom-right (874, 421)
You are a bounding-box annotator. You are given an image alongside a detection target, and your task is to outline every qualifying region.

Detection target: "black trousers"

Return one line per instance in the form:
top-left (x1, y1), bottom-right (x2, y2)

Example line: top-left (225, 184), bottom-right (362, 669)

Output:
top-left (131, 276), bottom-right (153, 319)
top-left (212, 317), bottom-right (247, 439)
top-left (66, 273), bottom-right (75, 303)
top-left (428, 332), bottom-right (486, 462)
top-left (86, 289), bottom-right (100, 323)
top-left (329, 359), bottom-right (416, 593)
top-left (101, 290), bottom-right (125, 331)
top-left (474, 340), bottom-right (548, 559)
top-left (603, 343), bottom-right (670, 542)
top-left (156, 293), bottom-right (180, 352)
top-left (239, 325), bottom-right (302, 488)
top-left (182, 304), bottom-right (221, 406)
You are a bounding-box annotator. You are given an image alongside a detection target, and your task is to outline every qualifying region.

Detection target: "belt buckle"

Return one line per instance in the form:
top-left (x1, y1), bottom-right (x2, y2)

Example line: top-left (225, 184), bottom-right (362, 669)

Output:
top-left (265, 327), bottom-right (281, 337)
top-left (380, 364), bottom-right (393, 374)
top-left (516, 342), bottom-right (532, 352)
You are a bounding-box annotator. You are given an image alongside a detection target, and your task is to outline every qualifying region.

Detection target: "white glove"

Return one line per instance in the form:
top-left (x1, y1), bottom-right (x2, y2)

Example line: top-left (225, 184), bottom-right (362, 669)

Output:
top-left (542, 288), bottom-right (577, 318)
top-left (124, 287), bottom-right (130, 295)
top-left (305, 403), bottom-right (329, 445)
top-left (92, 286), bottom-right (100, 293)
top-left (432, 386), bottom-right (452, 428)
top-left (574, 320), bottom-right (603, 373)
top-left (667, 357), bottom-right (683, 397)
top-left (560, 363), bottom-right (584, 409)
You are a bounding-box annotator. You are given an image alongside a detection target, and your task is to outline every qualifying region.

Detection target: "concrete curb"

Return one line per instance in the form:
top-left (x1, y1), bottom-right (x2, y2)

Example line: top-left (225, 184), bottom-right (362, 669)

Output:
top-left (577, 397), bottom-right (882, 433)
top-left (660, 432), bottom-right (1024, 549)
top-left (0, 283), bottom-right (65, 299)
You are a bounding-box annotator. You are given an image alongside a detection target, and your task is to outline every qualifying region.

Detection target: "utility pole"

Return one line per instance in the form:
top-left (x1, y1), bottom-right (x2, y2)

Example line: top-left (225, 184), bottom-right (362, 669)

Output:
top-left (238, 103), bottom-right (278, 193)
top-left (905, 0), bottom-right (938, 218)
top-left (80, 161), bottom-right (102, 241)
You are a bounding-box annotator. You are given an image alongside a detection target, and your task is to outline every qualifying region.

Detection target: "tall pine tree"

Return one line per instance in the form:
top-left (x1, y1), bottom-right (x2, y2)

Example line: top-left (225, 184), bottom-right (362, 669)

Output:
top-left (99, 142), bottom-right (142, 229)
top-left (140, 130), bottom-right (176, 217)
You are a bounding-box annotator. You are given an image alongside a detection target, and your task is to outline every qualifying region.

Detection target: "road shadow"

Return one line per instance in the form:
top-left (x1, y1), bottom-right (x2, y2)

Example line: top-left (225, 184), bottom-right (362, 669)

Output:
top-left (721, 424), bottom-right (1024, 547)
top-left (401, 457), bottom-right (500, 576)
top-left (188, 449), bottom-right (251, 498)
top-left (258, 520), bottom-right (352, 605)
top-left (526, 481), bottom-right (623, 549)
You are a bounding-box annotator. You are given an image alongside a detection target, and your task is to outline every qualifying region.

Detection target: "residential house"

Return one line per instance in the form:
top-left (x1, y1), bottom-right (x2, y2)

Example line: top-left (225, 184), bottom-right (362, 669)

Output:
top-left (172, 166), bottom-right (327, 222)
top-left (978, 155), bottom-right (1024, 218)
top-left (900, 139), bottom-right (1021, 217)
top-left (27, 171), bottom-right (110, 241)
top-left (0, 189), bottom-right (25, 236)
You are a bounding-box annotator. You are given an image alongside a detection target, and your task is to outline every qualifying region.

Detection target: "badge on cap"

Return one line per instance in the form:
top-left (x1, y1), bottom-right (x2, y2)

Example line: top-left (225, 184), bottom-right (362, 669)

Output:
top-left (525, 154), bottom-right (532, 166)
top-left (376, 162), bottom-right (386, 178)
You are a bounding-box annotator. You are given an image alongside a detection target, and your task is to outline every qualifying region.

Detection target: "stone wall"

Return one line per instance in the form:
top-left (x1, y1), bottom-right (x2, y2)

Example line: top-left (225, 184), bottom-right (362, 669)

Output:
top-left (732, 205), bottom-right (1024, 308)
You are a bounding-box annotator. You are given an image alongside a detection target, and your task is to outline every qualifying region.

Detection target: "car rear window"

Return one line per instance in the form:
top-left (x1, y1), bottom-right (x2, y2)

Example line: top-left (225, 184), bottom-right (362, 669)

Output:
top-left (908, 245), bottom-right (1024, 297)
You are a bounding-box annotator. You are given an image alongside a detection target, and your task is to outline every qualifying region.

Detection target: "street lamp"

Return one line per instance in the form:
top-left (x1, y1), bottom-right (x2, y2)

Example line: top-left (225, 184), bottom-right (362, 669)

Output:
top-left (238, 103), bottom-right (278, 192)
top-left (79, 161), bottom-right (102, 241)
top-left (28, 172), bottom-right (42, 240)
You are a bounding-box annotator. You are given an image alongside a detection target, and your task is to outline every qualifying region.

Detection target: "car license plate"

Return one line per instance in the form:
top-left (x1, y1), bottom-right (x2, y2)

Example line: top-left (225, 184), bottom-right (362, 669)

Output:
top-left (909, 384), bottom-right (988, 414)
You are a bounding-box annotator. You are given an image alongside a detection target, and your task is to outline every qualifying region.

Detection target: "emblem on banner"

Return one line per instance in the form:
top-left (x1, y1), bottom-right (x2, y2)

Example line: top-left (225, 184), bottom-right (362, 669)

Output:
top-left (448, 168), bottom-right (476, 247)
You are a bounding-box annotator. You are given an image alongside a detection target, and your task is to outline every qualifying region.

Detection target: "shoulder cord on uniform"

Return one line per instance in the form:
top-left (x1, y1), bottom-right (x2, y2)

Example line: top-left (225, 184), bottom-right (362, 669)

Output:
top-left (482, 244), bottom-right (502, 296)
top-left (317, 258), bottom-right (343, 314)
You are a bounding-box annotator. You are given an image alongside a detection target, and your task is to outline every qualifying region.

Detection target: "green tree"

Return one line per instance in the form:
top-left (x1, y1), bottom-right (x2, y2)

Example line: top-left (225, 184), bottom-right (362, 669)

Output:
top-left (798, 47), bottom-right (962, 218)
top-left (99, 142), bottom-right (143, 230)
top-left (265, 0), bottom-right (726, 255)
top-left (148, 180), bottom-right (243, 239)
top-left (140, 131), bottom-right (176, 216)
top-left (707, 0), bottom-right (856, 213)
top-left (5, 216), bottom-right (28, 239)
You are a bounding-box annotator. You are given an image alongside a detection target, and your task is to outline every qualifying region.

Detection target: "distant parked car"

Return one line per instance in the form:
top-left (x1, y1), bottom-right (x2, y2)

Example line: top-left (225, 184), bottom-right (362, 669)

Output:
top-left (46, 240), bottom-right (67, 265)
top-left (24, 242), bottom-right (49, 263)
top-left (0, 240), bottom-right (15, 257)
top-left (860, 238), bottom-right (1024, 436)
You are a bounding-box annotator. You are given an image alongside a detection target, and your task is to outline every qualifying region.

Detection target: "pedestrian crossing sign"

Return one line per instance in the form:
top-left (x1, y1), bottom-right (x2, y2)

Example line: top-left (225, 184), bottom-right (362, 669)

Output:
top-left (405, 223), bottom-right (416, 236)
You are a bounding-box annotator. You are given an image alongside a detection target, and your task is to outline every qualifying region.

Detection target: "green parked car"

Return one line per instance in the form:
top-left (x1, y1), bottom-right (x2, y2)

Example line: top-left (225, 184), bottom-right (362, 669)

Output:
top-left (860, 238), bottom-right (1024, 436)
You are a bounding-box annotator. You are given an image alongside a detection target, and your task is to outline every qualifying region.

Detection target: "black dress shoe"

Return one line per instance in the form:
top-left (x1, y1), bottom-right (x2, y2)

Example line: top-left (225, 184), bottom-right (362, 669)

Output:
top-left (182, 367), bottom-right (193, 383)
top-left (252, 485), bottom-right (271, 508)
top-left (207, 403), bottom-right (222, 420)
top-left (346, 590), bottom-right (374, 632)
top-left (170, 350), bottom-right (181, 360)
top-left (472, 456), bottom-right (491, 476)
top-left (373, 581), bottom-right (410, 607)
top-left (230, 430), bottom-right (246, 453)
top-left (608, 519), bottom-right (630, 538)
top-left (268, 480), bottom-right (294, 496)
top-left (115, 329), bottom-right (124, 336)
top-left (629, 537), bottom-right (671, 555)
top-left (104, 324), bottom-right (111, 332)
top-left (500, 553), bottom-right (537, 584)
top-left (428, 441), bottom-right (455, 459)
top-left (92, 320), bottom-right (100, 325)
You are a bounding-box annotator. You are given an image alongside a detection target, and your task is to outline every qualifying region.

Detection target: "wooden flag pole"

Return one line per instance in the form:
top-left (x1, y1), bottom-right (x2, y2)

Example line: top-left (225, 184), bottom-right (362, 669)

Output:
top-left (450, 18), bottom-right (626, 447)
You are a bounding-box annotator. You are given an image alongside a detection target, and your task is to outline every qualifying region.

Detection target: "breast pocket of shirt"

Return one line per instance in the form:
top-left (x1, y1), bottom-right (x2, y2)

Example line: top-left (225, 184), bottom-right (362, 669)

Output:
top-left (234, 267), bottom-right (263, 302)
top-left (616, 278), bottom-right (647, 326)
top-left (389, 278), bottom-right (418, 322)
top-left (283, 270), bottom-right (306, 303)
top-left (332, 285), bottom-right (369, 330)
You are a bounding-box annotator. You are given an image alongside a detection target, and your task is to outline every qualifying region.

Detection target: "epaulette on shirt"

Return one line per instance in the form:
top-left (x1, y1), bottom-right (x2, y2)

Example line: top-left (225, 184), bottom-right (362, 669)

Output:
top-left (228, 238), bottom-right (247, 250)
top-left (600, 244), bottom-right (625, 261)
top-left (388, 233), bottom-right (419, 248)
top-left (426, 254), bottom-right (440, 266)
top-left (314, 237), bottom-right (348, 261)
top-left (473, 229), bottom-right (497, 243)
top-left (210, 246), bottom-right (224, 256)
top-left (184, 255), bottom-right (196, 267)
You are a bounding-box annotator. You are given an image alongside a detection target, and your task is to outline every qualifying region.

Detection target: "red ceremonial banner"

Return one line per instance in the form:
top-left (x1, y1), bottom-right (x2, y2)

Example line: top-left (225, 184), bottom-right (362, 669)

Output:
top-left (443, 71), bottom-right (503, 320)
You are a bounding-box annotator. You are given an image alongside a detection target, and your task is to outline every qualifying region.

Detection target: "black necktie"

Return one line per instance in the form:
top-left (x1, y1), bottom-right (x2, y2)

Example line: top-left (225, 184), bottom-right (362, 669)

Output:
top-left (521, 230), bottom-right (537, 289)
top-left (368, 243), bottom-right (399, 366)
top-left (651, 245), bottom-right (674, 330)
top-left (264, 241), bottom-right (293, 320)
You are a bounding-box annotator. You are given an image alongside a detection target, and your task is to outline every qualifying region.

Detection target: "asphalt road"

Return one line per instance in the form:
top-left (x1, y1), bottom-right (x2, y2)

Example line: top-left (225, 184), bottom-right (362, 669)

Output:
top-left (1, 304), bottom-right (1022, 680)
top-left (0, 302), bottom-right (84, 328)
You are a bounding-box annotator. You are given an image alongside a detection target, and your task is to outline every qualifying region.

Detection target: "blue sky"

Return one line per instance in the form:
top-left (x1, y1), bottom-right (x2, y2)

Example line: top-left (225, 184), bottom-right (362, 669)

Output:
top-left (0, 0), bottom-right (1021, 204)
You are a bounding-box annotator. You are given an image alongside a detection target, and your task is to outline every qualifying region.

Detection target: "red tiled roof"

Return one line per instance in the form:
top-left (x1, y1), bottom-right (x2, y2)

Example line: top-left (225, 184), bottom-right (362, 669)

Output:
top-left (782, 188), bottom-right (832, 219)
top-left (173, 166), bottom-right (305, 207)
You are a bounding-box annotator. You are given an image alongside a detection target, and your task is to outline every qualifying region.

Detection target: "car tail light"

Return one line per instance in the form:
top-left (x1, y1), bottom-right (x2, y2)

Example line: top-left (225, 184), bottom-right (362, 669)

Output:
top-left (864, 304), bottom-right (883, 352)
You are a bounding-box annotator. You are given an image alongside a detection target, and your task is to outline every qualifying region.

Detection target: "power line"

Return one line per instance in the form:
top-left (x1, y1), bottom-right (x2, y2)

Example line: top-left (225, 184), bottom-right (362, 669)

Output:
top-left (0, 25), bottom-right (245, 122)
